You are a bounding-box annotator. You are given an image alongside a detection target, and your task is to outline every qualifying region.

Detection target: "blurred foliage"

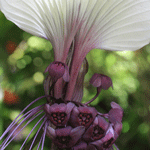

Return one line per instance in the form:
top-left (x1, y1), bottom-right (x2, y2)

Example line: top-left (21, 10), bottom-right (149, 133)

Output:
top-left (0, 11), bottom-right (150, 150)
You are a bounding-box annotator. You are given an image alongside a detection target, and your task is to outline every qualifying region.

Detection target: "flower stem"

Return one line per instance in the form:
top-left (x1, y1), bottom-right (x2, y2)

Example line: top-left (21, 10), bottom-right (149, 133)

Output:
top-left (54, 78), bottom-right (63, 99)
top-left (65, 48), bottom-right (85, 101)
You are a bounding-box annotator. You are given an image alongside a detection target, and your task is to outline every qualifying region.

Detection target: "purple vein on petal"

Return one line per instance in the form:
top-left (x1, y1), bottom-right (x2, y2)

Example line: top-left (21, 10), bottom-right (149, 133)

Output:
top-left (1, 110), bottom-right (44, 150)
top-left (28, 115), bottom-right (47, 150)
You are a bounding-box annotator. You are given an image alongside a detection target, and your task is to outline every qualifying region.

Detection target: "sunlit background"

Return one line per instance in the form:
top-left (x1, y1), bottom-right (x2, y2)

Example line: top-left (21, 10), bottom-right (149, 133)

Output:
top-left (0, 11), bottom-right (150, 150)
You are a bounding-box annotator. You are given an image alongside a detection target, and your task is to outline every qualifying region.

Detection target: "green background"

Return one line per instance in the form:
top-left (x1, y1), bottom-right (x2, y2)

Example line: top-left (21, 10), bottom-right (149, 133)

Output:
top-left (0, 11), bottom-right (150, 150)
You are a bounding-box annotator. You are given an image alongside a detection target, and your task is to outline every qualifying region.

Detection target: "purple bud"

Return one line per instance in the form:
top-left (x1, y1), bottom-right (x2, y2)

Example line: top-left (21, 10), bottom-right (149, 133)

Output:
top-left (44, 102), bottom-right (75, 126)
top-left (70, 106), bottom-right (97, 128)
top-left (90, 73), bottom-right (113, 90)
top-left (86, 74), bottom-right (113, 105)
top-left (45, 61), bottom-right (70, 82)
top-left (83, 116), bottom-right (109, 142)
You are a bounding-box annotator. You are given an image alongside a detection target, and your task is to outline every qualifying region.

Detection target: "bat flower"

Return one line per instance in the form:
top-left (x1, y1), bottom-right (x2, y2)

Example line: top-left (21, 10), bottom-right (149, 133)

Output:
top-left (1, 0), bottom-right (150, 150)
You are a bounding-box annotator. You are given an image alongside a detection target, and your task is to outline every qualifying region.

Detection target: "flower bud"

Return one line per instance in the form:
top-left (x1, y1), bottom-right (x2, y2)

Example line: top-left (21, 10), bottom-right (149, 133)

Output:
top-left (86, 74), bottom-right (113, 105)
top-left (45, 61), bottom-right (70, 82)
top-left (90, 73), bottom-right (113, 90)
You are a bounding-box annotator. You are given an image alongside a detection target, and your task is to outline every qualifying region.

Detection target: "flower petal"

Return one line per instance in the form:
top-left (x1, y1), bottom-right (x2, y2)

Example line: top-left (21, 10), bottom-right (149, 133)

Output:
top-left (2, 0), bottom-right (150, 59)
top-left (0, 0), bottom-right (83, 61)
top-left (70, 126), bottom-right (85, 146)
top-left (72, 141), bottom-right (87, 150)
top-left (0, 0), bottom-right (46, 38)
top-left (75, 0), bottom-right (150, 56)
top-left (46, 126), bottom-right (56, 140)
top-left (98, 0), bottom-right (150, 51)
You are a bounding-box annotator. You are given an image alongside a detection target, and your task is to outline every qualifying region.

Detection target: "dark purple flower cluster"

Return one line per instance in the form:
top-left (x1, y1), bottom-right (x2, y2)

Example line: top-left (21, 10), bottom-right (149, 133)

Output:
top-left (42, 61), bottom-right (123, 150)
top-left (43, 100), bottom-right (123, 150)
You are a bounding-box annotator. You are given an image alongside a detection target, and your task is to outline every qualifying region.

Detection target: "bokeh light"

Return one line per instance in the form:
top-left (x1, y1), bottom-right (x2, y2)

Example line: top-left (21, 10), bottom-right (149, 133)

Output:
top-left (33, 72), bottom-right (44, 84)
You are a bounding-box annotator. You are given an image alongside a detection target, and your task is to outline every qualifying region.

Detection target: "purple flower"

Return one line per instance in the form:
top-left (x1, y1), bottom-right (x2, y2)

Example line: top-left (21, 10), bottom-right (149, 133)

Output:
top-left (83, 116), bottom-right (109, 142)
top-left (70, 106), bottom-right (97, 128)
top-left (90, 125), bottom-right (116, 149)
top-left (46, 126), bottom-right (85, 149)
top-left (44, 102), bottom-right (75, 126)
top-left (90, 120), bottom-right (122, 150)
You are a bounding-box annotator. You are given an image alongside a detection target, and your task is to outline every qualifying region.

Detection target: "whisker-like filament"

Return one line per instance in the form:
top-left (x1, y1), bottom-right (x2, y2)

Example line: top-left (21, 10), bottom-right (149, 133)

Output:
top-left (37, 133), bottom-right (43, 150)
top-left (1, 111), bottom-right (44, 150)
top-left (19, 114), bottom-right (45, 150)
top-left (0, 95), bottom-right (47, 141)
top-left (41, 120), bottom-right (48, 150)
top-left (0, 105), bottom-right (44, 140)
top-left (29, 115), bottom-right (47, 150)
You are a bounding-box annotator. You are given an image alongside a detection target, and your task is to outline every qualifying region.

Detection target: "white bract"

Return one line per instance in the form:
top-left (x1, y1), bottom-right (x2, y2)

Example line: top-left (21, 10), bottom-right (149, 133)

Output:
top-left (1, 0), bottom-right (150, 62)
